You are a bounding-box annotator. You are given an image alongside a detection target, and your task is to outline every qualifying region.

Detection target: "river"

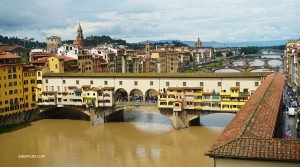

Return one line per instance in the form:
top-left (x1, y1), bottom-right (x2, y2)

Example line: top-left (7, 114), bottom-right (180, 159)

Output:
top-left (0, 109), bottom-right (235, 167)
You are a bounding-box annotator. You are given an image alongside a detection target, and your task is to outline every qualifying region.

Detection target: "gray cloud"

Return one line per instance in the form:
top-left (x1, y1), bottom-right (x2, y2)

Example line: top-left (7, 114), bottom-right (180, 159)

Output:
top-left (0, 0), bottom-right (299, 43)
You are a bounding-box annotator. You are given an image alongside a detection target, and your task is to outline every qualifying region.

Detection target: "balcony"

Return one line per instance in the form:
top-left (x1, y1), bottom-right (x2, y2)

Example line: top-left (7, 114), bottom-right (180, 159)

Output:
top-left (239, 92), bottom-right (250, 96)
top-left (220, 92), bottom-right (230, 96)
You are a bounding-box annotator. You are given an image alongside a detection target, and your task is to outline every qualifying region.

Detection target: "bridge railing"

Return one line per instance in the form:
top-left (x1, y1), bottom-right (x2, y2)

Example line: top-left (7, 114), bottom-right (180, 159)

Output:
top-left (115, 102), bottom-right (158, 107)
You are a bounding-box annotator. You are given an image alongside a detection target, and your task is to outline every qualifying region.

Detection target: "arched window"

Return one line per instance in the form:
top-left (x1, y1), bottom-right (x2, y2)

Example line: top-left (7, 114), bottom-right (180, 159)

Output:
top-left (14, 81), bottom-right (17, 86)
top-left (13, 74), bottom-right (17, 79)
top-left (14, 89), bottom-right (18, 94)
top-left (9, 90), bottom-right (13, 95)
top-left (8, 75), bottom-right (12, 79)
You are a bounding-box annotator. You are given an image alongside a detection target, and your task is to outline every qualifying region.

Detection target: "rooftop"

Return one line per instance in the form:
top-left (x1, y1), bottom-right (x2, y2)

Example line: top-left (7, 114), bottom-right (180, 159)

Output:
top-left (43, 72), bottom-right (273, 78)
top-left (205, 72), bottom-right (300, 162)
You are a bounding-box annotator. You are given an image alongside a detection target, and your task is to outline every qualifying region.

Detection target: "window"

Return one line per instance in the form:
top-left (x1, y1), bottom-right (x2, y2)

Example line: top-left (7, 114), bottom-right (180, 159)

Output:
top-left (104, 81), bottom-right (108, 85)
top-left (45, 86), bottom-right (48, 91)
top-left (255, 82), bottom-right (259, 86)
top-left (51, 86), bottom-right (54, 91)
top-left (57, 86), bottom-right (60, 92)
top-left (63, 80), bottom-right (66, 84)
top-left (183, 82), bottom-right (186, 86)
top-left (38, 72), bottom-right (41, 76)
top-left (90, 80), bottom-right (93, 84)
top-left (236, 82), bottom-right (240, 86)
top-left (45, 79), bottom-right (48, 84)
top-left (166, 82), bottom-right (169, 86)
top-left (200, 82), bottom-right (203, 86)
top-left (76, 80), bottom-right (79, 85)
top-left (134, 81), bottom-right (138, 86)
top-left (218, 82), bottom-right (221, 86)
top-left (119, 81), bottom-right (122, 85)
top-left (55, 64), bottom-right (58, 69)
top-left (150, 81), bottom-right (153, 86)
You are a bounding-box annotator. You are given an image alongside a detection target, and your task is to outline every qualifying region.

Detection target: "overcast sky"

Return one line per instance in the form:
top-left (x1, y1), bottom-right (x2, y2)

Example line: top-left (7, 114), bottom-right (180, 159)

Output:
top-left (0, 0), bottom-right (299, 43)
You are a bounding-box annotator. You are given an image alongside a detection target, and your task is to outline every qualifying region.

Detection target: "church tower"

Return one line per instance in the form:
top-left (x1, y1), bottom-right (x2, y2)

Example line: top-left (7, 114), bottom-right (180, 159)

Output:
top-left (195, 37), bottom-right (202, 48)
top-left (73, 23), bottom-right (84, 46)
top-left (77, 23), bottom-right (83, 41)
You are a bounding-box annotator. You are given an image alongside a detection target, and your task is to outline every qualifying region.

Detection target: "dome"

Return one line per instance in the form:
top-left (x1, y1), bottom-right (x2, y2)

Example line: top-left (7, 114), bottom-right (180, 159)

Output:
top-left (73, 39), bottom-right (83, 45)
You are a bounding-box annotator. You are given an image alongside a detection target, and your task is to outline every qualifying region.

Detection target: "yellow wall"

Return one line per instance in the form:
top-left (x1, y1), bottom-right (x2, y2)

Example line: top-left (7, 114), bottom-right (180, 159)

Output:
top-left (0, 64), bottom-right (35, 116)
top-left (48, 57), bottom-right (64, 73)
top-left (23, 70), bottom-right (37, 111)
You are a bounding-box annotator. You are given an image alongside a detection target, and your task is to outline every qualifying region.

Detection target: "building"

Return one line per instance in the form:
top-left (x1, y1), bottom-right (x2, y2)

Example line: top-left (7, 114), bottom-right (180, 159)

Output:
top-left (205, 72), bottom-right (300, 166)
top-left (78, 54), bottom-right (93, 73)
top-left (41, 72), bottom-right (269, 112)
top-left (0, 44), bottom-right (29, 62)
top-left (46, 36), bottom-right (62, 52)
top-left (0, 52), bottom-right (37, 116)
top-left (284, 38), bottom-right (300, 93)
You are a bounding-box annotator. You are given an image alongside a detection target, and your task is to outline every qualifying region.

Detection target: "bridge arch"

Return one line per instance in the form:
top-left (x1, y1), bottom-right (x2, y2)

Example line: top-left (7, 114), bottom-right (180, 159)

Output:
top-left (115, 88), bottom-right (128, 102)
top-left (38, 106), bottom-right (90, 120)
top-left (145, 89), bottom-right (159, 103)
top-left (213, 68), bottom-right (241, 73)
top-left (129, 89), bottom-right (143, 102)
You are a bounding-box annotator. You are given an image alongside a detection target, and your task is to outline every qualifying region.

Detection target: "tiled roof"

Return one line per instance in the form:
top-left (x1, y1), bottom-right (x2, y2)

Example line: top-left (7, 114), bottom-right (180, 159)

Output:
top-left (103, 86), bottom-right (114, 90)
top-left (43, 72), bottom-right (273, 78)
top-left (0, 53), bottom-right (21, 59)
top-left (202, 92), bottom-right (212, 95)
top-left (30, 58), bottom-right (47, 63)
top-left (205, 73), bottom-right (300, 161)
top-left (0, 44), bottom-right (23, 51)
top-left (167, 86), bottom-right (203, 90)
top-left (81, 85), bottom-right (91, 88)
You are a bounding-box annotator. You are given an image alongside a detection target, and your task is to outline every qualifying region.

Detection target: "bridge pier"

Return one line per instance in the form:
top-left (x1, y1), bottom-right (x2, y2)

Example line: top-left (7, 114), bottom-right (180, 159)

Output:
top-left (89, 106), bottom-right (124, 126)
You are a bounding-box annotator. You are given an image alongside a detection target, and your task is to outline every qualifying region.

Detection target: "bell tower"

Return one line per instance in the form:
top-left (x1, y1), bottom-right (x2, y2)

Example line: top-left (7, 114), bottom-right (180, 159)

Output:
top-left (77, 23), bottom-right (83, 41)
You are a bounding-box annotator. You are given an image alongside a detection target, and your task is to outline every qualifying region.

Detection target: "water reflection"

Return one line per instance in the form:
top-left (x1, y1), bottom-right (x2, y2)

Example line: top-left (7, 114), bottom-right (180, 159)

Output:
top-left (0, 109), bottom-right (235, 167)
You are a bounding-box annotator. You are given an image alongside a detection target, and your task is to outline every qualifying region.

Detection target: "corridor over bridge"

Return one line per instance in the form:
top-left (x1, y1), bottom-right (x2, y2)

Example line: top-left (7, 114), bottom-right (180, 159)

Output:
top-left (40, 72), bottom-right (272, 129)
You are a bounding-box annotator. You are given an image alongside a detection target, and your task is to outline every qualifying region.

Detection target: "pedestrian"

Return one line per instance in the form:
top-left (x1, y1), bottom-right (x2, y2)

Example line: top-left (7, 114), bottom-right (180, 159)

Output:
top-left (286, 126), bottom-right (291, 139)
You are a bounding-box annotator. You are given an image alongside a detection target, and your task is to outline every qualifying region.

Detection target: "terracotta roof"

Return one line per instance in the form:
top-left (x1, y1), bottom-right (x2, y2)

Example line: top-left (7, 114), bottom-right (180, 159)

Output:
top-left (73, 39), bottom-right (83, 45)
top-left (230, 86), bottom-right (240, 89)
top-left (205, 73), bottom-right (300, 161)
top-left (0, 44), bottom-right (23, 51)
top-left (30, 58), bottom-right (47, 63)
top-left (103, 87), bottom-right (114, 90)
top-left (31, 54), bottom-right (52, 57)
top-left (0, 53), bottom-right (21, 59)
top-left (81, 85), bottom-right (91, 88)
top-left (167, 86), bottom-right (203, 90)
top-left (202, 92), bottom-right (212, 95)
top-left (68, 86), bottom-right (76, 88)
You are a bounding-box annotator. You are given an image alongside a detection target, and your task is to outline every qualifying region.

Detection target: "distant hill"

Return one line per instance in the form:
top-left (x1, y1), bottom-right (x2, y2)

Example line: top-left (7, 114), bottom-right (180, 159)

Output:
top-left (139, 39), bottom-right (291, 47)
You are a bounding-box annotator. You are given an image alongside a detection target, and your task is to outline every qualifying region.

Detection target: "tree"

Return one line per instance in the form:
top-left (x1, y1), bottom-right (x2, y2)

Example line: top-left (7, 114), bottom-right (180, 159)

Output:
top-left (226, 51), bottom-right (233, 57)
top-left (216, 51), bottom-right (223, 57)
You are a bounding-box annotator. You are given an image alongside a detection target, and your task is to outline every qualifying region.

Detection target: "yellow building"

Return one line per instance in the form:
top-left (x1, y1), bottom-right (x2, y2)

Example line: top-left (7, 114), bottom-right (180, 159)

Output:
top-left (0, 52), bottom-right (37, 116)
top-left (220, 87), bottom-right (249, 111)
top-left (23, 65), bottom-right (38, 111)
top-left (159, 87), bottom-right (204, 111)
top-left (78, 54), bottom-right (93, 73)
top-left (46, 56), bottom-right (64, 73)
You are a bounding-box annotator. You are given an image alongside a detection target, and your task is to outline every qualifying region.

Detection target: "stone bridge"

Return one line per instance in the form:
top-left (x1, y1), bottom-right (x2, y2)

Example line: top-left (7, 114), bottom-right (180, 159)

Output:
top-left (0, 109), bottom-right (39, 126)
top-left (115, 102), bottom-right (237, 129)
top-left (38, 105), bottom-right (124, 126)
top-left (196, 57), bottom-right (283, 73)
